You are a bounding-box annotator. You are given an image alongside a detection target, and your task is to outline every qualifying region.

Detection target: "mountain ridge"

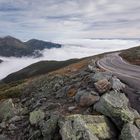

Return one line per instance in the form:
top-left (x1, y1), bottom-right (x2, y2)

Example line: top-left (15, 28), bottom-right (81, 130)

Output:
top-left (0, 36), bottom-right (61, 57)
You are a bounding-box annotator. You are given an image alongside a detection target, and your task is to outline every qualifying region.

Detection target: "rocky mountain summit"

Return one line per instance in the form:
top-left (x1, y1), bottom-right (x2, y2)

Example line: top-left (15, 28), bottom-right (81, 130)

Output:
top-left (0, 55), bottom-right (139, 140)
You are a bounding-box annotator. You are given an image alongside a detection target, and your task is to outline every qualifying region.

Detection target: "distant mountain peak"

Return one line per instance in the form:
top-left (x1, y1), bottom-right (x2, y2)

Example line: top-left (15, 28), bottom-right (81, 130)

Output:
top-left (0, 35), bottom-right (61, 57)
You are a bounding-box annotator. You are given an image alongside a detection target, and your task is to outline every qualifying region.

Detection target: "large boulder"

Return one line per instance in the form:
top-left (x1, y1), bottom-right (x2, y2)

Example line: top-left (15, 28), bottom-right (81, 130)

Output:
top-left (110, 76), bottom-right (125, 91)
top-left (94, 91), bottom-right (135, 129)
top-left (29, 109), bottom-right (45, 125)
top-left (120, 123), bottom-right (140, 140)
top-left (59, 114), bottom-right (117, 140)
top-left (75, 90), bottom-right (100, 107)
top-left (0, 99), bottom-right (17, 122)
top-left (94, 79), bottom-right (111, 95)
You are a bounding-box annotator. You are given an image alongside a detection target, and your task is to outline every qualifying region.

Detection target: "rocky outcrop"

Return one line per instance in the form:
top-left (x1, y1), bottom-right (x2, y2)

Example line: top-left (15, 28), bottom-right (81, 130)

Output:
top-left (94, 91), bottom-right (135, 128)
top-left (0, 56), bottom-right (139, 140)
top-left (59, 114), bottom-right (117, 140)
top-left (120, 123), bottom-right (140, 140)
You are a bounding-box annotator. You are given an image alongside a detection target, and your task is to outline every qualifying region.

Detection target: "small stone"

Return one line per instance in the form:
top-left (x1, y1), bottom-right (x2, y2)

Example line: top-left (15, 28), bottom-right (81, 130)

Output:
top-left (94, 79), bottom-right (111, 94)
top-left (8, 124), bottom-right (17, 130)
top-left (67, 87), bottom-right (77, 97)
top-left (29, 109), bottom-right (45, 125)
top-left (9, 116), bottom-right (22, 123)
top-left (68, 106), bottom-right (76, 112)
top-left (0, 122), bottom-right (6, 129)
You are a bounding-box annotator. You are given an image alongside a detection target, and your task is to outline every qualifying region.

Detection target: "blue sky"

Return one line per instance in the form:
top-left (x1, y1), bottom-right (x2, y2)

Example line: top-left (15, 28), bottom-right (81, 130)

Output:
top-left (0, 0), bottom-right (140, 41)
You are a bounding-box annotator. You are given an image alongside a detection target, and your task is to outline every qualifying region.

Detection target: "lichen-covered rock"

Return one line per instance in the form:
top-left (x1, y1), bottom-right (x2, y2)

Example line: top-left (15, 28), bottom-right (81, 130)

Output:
top-left (92, 72), bottom-right (112, 82)
top-left (0, 99), bottom-right (17, 122)
top-left (94, 79), bottom-right (111, 94)
top-left (110, 76), bottom-right (125, 91)
top-left (120, 123), bottom-right (140, 140)
top-left (94, 91), bottom-right (135, 129)
top-left (59, 114), bottom-right (117, 140)
top-left (75, 90), bottom-right (100, 107)
top-left (29, 109), bottom-right (45, 125)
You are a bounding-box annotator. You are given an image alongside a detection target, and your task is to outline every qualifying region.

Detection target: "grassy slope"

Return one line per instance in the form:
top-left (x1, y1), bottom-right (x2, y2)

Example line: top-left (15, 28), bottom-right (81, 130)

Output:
top-left (120, 45), bottom-right (140, 65)
top-left (2, 59), bottom-right (81, 83)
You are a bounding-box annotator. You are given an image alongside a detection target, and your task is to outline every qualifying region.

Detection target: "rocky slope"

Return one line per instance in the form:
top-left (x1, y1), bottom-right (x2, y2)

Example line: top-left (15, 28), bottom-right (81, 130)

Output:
top-left (120, 45), bottom-right (140, 65)
top-left (0, 54), bottom-right (139, 140)
top-left (0, 36), bottom-right (61, 57)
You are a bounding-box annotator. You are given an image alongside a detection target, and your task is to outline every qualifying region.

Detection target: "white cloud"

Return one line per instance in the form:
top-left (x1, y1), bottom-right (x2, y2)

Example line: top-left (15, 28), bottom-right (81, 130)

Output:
top-left (0, 0), bottom-right (140, 40)
top-left (0, 39), bottom-right (140, 79)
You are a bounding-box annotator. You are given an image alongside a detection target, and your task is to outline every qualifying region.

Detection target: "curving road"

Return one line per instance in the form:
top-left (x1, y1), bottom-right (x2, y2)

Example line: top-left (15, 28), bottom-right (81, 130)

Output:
top-left (97, 53), bottom-right (140, 113)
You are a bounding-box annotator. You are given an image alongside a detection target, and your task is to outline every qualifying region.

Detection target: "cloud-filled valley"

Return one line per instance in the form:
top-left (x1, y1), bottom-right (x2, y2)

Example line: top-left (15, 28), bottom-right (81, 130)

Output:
top-left (0, 39), bottom-right (140, 80)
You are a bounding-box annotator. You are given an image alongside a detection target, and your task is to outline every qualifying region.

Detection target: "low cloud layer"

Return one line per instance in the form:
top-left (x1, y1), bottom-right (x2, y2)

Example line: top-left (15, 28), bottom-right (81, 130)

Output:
top-left (0, 0), bottom-right (140, 40)
top-left (0, 39), bottom-right (140, 79)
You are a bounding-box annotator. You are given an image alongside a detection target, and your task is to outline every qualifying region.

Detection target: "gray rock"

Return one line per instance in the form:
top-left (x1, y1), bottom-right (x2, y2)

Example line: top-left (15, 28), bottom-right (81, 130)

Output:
top-left (28, 130), bottom-right (41, 140)
top-left (0, 99), bottom-right (17, 122)
top-left (110, 76), bottom-right (125, 91)
top-left (79, 94), bottom-right (100, 107)
top-left (59, 114), bottom-right (117, 140)
top-left (92, 72), bottom-right (112, 82)
top-left (94, 79), bottom-right (111, 94)
top-left (0, 122), bottom-right (6, 129)
top-left (75, 90), bottom-right (100, 107)
top-left (40, 114), bottom-right (59, 140)
top-left (9, 116), bottom-right (22, 123)
top-left (94, 91), bottom-right (135, 129)
top-left (8, 124), bottom-right (17, 131)
top-left (120, 123), bottom-right (140, 140)
top-left (29, 109), bottom-right (45, 125)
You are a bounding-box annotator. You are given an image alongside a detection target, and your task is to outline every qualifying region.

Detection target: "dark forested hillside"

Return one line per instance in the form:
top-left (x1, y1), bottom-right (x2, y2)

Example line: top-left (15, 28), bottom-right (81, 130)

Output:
top-left (0, 36), bottom-right (61, 57)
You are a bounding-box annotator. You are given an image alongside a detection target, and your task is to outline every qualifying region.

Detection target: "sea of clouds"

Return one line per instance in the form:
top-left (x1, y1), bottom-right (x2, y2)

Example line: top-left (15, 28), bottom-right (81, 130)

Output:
top-left (0, 39), bottom-right (140, 80)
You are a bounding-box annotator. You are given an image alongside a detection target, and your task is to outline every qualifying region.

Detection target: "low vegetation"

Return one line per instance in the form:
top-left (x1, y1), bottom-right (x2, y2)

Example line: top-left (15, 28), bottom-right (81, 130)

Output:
top-left (120, 45), bottom-right (140, 65)
top-left (2, 59), bottom-right (82, 83)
